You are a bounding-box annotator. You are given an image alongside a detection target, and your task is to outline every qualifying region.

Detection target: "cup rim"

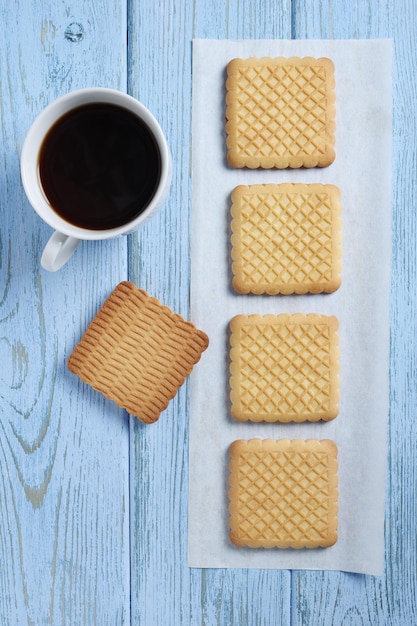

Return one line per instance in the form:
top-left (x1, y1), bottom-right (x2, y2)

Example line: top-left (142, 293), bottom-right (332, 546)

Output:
top-left (20, 87), bottom-right (171, 240)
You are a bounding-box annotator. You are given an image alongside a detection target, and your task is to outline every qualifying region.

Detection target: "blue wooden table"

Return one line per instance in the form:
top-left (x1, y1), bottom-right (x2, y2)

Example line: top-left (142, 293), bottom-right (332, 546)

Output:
top-left (0, 1), bottom-right (414, 624)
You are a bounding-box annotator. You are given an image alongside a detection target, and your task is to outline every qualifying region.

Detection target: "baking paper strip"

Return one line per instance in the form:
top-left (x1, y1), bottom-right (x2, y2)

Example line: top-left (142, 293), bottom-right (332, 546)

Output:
top-left (189, 39), bottom-right (392, 575)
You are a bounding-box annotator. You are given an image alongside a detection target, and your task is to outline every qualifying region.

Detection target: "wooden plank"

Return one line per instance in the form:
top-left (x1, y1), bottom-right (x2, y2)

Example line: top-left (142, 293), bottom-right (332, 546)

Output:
top-left (0, 1), bottom-right (130, 623)
top-left (127, 1), bottom-right (293, 624)
top-left (292, 1), bottom-right (416, 624)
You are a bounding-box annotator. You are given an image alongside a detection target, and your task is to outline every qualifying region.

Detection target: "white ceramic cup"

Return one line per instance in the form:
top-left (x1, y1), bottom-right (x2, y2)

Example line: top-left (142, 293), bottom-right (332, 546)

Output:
top-left (21, 87), bottom-right (172, 271)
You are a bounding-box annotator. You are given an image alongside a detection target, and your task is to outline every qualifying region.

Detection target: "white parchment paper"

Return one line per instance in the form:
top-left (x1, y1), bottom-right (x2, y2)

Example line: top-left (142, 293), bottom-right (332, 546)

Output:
top-left (188, 39), bottom-right (392, 575)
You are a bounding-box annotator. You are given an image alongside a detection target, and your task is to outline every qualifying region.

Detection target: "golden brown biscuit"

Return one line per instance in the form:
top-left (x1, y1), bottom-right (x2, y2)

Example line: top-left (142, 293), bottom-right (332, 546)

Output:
top-left (229, 438), bottom-right (339, 549)
top-left (231, 183), bottom-right (342, 295)
top-left (68, 281), bottom-right (209, 423)
top-left (229, 313), bottom-right (339, 422)
top-left (225, 56), bottom-right (336, 169)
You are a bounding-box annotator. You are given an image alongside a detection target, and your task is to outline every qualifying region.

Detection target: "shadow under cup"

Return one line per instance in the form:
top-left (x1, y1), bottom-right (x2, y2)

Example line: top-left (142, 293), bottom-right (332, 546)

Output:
top-left (37, 101), bottom-right (163, 231)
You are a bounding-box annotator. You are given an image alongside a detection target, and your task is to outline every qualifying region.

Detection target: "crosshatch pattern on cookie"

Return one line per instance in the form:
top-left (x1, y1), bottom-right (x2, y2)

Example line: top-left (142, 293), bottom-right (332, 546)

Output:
top-left (68, 281), bottom-right (209, 424)
top-left (229, 313), bottom-right (339, 422)
top-left (229, 438), bottom-right (339, 549)
top-left (225, 56), bottom-right (336, 169)
top-left (231, 183), bottom-right (342, 295)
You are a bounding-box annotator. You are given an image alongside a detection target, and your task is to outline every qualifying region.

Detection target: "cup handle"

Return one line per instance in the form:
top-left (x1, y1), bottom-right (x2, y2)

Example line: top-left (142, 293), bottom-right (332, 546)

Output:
top-left (41, 231), bottom-right (80, 272)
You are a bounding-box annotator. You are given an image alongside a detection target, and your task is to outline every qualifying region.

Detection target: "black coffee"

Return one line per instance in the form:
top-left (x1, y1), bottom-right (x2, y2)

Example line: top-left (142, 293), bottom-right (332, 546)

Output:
top-left (38, 103), bottom-right (161, 230)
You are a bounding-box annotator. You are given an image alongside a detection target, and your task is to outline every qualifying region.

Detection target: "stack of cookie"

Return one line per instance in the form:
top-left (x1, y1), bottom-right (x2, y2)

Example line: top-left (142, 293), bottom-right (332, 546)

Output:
top-left (225, 56), bottom-right (341, 550)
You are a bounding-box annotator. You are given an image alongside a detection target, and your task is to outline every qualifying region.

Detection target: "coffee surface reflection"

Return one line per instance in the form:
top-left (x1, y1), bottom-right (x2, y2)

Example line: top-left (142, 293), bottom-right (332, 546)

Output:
top-left (38, 103), bottom-right (161, 230)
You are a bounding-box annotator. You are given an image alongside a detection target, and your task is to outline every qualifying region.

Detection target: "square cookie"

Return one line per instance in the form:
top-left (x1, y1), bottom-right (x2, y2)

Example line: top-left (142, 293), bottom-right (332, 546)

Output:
top-left (225, 56), bottom-right (336, 169)
top-left (229, 438), bottom-right (339, 549)
top-left (229, 313), bottom-right (339, 422)
top-left (231, 183), bottom-right (342, 295)
top-left (68, 281), bottom-right (209, 423)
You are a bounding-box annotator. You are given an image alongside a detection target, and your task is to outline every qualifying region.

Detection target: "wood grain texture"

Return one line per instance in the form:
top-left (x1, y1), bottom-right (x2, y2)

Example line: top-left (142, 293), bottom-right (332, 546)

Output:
top-left (0, 1), bottom-right (130, 624)
top-left (0, 0), bottom-right (414, 624)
